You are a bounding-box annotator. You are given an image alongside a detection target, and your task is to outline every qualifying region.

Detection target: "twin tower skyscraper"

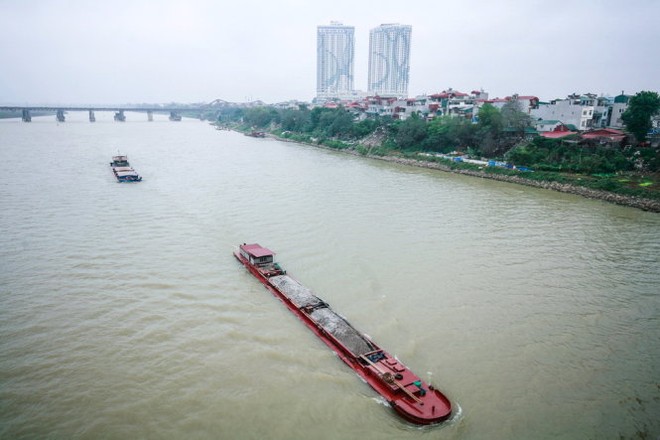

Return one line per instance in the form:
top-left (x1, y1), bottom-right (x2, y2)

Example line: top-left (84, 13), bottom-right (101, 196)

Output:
top-left (316, 22), bottom-right (412, 100)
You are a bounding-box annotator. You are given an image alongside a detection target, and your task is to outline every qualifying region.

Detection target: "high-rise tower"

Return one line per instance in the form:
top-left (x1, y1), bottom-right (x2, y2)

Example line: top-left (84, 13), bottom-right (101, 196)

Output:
top-left (317, 22), bottom-right (355, 100)
top-left (368, 24), bottom-right (412, 97)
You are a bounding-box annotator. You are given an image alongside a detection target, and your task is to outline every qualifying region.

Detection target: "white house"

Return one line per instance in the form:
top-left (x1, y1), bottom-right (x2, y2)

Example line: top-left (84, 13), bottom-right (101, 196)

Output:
top-left (531, 94), bottom-right (596, 131)
top-left (428, 89), bottom-right (489, 119)
top-left (608, 94), bottom-right (630, 129)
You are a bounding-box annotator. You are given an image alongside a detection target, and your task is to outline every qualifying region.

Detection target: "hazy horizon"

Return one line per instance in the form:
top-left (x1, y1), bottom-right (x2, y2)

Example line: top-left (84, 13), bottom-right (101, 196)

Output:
top-left (1, 0), bottom-right (659, 106)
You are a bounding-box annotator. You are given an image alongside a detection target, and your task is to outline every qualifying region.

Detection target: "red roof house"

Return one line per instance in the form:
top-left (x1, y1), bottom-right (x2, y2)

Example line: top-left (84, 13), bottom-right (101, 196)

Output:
top-left (580, 128), bottom-right (626, 142)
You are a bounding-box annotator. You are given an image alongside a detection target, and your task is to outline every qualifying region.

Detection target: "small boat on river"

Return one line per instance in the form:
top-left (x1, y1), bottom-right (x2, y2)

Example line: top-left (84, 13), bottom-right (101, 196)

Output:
top-left (110, 155), bottom-right (142, 182)
top-left (234, 243), bottom-right (452, 425)
top-left (245, 130), bottom-right (266, 138)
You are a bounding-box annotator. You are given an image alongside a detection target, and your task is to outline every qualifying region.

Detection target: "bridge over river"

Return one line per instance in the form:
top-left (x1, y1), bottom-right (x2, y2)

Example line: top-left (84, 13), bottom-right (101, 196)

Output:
top-left (0, 105), bottom-right (212, 122)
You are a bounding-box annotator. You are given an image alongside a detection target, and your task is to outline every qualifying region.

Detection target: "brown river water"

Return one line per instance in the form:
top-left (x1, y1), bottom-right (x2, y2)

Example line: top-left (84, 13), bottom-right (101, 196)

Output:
top-left (1, 112), bottom-right (659, 439)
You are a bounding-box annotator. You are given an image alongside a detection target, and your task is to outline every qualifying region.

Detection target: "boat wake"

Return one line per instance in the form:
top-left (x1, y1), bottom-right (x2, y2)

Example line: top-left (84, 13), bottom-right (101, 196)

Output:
top-left (371, 395), bottom-right (391, 408)
top-left (397, 402), bottom-right (463, 432)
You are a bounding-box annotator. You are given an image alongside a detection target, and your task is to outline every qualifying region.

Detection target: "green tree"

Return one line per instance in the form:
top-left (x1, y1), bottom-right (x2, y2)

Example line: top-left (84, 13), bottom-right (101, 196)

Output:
top-left (329, 111), bottom-right (355, 137)
top-left (475, 104), bottom-right (503, 157)
top-left (350, 118), bottom-right (381, 138)
top-left (635, 146), bottom-right (660, 171)
top-left (505, 143), bottom-right (537, 166)
top-left (216, 106), bottom-right (244, 123)
top-left (280, 108), bottom-right (311, 132)
top-left (500, 99), bottom-right (531, 135)
top-left (309, 107), bottom-right (328, 132)
top-left (622, 91), bottom-right (660, 143)
top-left (505, 137), bottom-right (633, 174)
top-left (394, 113), bottom-right (428, 150)
top-left (476, 103), bottom-right (502, 131)
top-left (244, 106), bottom-right (278, 128)
top-left (424, 115), bottom-right (475, 153)
top-left (476, 98), bottom-right (533, 157)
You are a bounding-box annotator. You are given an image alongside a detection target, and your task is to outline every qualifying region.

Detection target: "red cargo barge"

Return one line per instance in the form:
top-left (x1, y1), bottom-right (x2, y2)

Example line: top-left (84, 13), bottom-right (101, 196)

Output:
top-left (234, 243), bottom-right (452, 425)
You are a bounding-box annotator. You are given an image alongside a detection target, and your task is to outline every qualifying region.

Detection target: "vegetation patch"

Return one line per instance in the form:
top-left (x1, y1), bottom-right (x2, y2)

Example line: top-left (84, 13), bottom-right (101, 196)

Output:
top-left (213, 93), bottom-right (660, 208)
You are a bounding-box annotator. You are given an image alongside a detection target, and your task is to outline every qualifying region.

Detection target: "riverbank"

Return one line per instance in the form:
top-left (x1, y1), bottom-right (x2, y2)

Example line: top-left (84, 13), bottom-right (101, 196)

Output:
top-left (369, 154), bottom-right (660, 213)
top-left (264, 131), bottom-right (660, 213)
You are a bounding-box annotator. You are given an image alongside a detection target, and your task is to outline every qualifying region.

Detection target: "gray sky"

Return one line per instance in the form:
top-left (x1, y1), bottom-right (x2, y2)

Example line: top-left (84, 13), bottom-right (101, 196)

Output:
top-left (1, 0), bottom-right (658, 105)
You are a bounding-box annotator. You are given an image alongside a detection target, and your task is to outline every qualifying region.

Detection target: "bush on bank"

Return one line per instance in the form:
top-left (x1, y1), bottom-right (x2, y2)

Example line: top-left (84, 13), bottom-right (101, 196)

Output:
top-left (217, 102), bottom-right (659, 203)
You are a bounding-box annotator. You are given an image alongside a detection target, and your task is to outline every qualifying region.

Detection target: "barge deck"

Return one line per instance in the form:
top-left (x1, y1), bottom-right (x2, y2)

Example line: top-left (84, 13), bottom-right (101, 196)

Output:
top-left (234, 243), bottom-right (452, 425)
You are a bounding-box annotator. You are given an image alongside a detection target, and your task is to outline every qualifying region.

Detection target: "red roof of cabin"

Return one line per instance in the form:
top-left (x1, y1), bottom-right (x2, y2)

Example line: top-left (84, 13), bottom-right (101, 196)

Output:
top-left (241, 243), bottom-right (274, 258)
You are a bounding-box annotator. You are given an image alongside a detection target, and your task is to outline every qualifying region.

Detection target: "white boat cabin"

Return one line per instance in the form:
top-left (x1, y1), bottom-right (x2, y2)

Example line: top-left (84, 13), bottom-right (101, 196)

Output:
top-left (111, 155), bottom-right (130, 167)
top-left (240, 243), bottom-right (275, 266)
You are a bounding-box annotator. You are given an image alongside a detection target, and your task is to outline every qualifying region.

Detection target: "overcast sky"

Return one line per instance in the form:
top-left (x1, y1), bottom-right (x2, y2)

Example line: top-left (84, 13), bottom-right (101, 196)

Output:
top-left (1, 0), bottom-right (658, 105)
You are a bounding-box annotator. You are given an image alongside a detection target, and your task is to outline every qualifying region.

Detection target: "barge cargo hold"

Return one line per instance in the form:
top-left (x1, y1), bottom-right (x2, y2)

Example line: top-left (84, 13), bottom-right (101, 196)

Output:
top-left (234, 243), bottom-right (452, 425)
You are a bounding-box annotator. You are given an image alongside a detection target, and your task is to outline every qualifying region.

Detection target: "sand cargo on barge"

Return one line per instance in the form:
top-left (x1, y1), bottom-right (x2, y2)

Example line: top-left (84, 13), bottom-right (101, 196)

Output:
top-left (234, 243), bottom-right (452, 425)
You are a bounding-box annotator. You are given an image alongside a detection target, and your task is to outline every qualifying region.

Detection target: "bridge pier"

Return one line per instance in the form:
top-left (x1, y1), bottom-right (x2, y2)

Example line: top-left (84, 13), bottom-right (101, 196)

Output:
top-left (56, 109), bottom-right (65, 122)
top-left (169, 111), bottom-right (182, 121)
top-left (89, 110), bottom-right (96, 122)
top-left (22, 109), bottom-right (31, 122)
top-left (114, 110), bottom-right (125, 122)
top-left (147, 110), bottom-right (153, 122)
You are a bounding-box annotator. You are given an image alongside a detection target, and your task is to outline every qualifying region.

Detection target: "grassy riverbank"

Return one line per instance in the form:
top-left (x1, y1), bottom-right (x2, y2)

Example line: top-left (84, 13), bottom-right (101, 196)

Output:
top-left (229, 125), bottom-right (660, 212)
top-left (370, 154), bottom-right (660, 212)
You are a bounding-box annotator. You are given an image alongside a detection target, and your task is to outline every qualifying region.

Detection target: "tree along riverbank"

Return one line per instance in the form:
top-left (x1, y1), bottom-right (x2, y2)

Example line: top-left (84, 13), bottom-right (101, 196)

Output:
top-left (218, 95), bottom-right (659, 212)
top-left (258, 129), bottom-right (660, 213)
top-left (369, 154), bottom-right (660, 213)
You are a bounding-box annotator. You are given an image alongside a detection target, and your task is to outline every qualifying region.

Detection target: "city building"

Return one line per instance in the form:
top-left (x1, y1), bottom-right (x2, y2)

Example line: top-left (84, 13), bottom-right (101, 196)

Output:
top-left (429, 89), bottom-right (490, 119)
top-left (609, 93), bottom-right (631, 129)
top-left (478, 94), bottom-right (539, 115)
top-left (368, 24), bottom-right (412, 97)
top-left (536, 120), bottom-right (577, 133)
top-left (592, 96), bottom-right (614, 129)
top-left (531, 94), bottom-right (597, 131)
top-left (316, 22), bottom-right (355, 100)
top-left (529, 93), bottom-right (633, 132)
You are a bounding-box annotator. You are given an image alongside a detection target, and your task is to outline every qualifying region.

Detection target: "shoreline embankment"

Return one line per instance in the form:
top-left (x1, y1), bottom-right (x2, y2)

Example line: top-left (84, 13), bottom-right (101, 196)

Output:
top-left (270, 134), bottom-right (660, 213)
top-left (370, 155), bottom-right (660, 213)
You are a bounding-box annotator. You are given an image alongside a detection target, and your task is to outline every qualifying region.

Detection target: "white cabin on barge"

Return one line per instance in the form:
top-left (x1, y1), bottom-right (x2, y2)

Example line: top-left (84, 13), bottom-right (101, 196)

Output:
top-left (239, 243), bottom-right (276, 266)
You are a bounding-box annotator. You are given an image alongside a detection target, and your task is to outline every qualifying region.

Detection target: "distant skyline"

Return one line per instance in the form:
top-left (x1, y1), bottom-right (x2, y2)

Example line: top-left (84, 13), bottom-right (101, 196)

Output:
top-left (1, 0), bottom-right (659, 105)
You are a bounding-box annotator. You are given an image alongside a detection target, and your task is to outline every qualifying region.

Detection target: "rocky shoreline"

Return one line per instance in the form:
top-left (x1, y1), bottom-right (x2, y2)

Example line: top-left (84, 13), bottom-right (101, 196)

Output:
top-left (369, 155), bottom-right (660, 213)
top-left (266, 132), bottom-right (660, 213)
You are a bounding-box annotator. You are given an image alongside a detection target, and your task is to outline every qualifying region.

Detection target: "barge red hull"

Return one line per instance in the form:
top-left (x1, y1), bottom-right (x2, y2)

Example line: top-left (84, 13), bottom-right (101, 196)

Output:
top-left (234, 243), bottom-right (452, 425)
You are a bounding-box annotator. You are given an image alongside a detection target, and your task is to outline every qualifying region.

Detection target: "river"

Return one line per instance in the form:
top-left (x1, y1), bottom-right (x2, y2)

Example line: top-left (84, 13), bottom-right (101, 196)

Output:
top-left (1, 112), bottom-right (659, 439)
